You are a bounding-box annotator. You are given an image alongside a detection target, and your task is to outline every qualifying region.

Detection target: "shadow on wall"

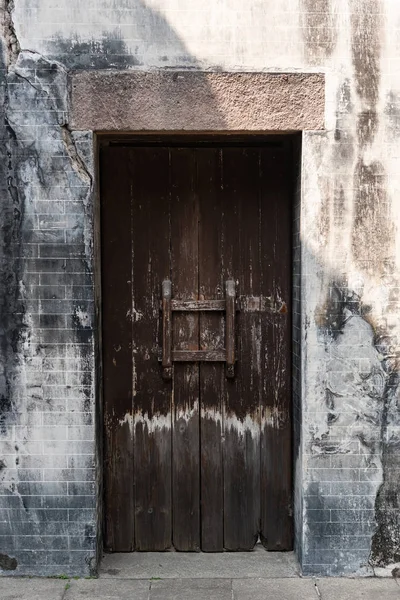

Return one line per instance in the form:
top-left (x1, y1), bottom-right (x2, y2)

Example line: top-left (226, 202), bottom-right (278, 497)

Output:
top-left (47, 0), bottom-right (229, 134)
top-left (37, 0), bottom-right (203, 70)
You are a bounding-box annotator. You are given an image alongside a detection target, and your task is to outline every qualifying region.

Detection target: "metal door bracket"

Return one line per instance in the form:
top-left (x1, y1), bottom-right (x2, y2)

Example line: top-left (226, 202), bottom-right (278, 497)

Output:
top-left (161, 279), bottom-right (237, 379)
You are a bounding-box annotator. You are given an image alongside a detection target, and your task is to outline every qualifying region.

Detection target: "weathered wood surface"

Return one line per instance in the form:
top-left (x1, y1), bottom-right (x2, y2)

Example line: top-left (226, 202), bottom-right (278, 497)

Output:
top-left (238, 295), bottom-right (288, 313)
top-left (198, 148), bottom-right (224, 551)
top-left (222, 148), bottom-right (261, 550)
top-left (101, 147), bottom-right (134, 551)
top-left (259, 144), bottom-right (293, 550)
top-left (172, 350), bottom-right (226, 362)
top-left (171, 299), bottom-right (226, 311)
top-left (130, 148), bottom-right (172, 550)
top-left (171, 149), bottom-right (201, 551)
top-left (101, 142), bottom-right (292, 552)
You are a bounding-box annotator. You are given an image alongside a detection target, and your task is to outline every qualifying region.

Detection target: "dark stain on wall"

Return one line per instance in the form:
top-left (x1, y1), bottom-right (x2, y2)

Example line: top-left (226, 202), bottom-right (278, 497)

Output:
top-left (0, 52), bottom-right (27, 447)
top-left (351, 1), bottom-right (381, 109)
top-left (333, 80), bottom-right (354, 163)
top-left (384, 91), bottom-right (400, 142)
top-left (0, 553), bottom-right (17, 570)
top-left (330, 80), bottom-right (353, 255)
top-left (315, 282), bottom-right (343, 339)
top-left (0, 394), bottom-right (12, 435)
top-left (370, 372), bottom-right (400, 567)
top-left (351, 160), bottom-right (394, 275)
top-left (315, 280), bottom-right (368, 341)
top-left (351, 1), bottom-right (387, 273)
top-left (47, 30), bottom-right (139, 69)
top-left (333, 184), bottom-right (345, 231)
top-left (349, 4), bottom-right (400, 560)
top-left (357, 111), bottom-right (379, 146)
top-left (317, 182), bottom-right (331, 250)
top-left (301, 0), bottom-right (338, 64)
top-left (45, 1), bottom-right (200, 71)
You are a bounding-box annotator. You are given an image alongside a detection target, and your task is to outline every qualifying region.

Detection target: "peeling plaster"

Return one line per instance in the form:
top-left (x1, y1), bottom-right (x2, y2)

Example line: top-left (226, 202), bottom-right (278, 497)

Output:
top-left (0, 39), bottom-right (95, 574)
top-left (0, 0), bottom-right (20, 67)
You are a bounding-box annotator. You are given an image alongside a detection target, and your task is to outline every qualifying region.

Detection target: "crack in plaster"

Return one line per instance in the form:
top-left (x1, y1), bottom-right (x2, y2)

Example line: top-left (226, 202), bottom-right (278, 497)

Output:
top-left (61, 124), bottom-right (93, 188)
top-left (1, 0), bottom-right (20, 67)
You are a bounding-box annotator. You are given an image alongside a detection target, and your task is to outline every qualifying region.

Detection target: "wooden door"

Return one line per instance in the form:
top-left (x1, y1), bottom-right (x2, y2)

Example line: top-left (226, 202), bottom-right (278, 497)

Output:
top-left (101, 140), bottom-right (292, 552)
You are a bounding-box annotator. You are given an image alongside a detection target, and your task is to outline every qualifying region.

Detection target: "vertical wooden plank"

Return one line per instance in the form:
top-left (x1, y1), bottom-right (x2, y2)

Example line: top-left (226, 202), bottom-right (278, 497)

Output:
top-left (170, 148), bottom-right (200, 551)
top-left (260, 143), bottom-right (293, 550)
top-left (101, 146), bottom-right (134, 551)
top-left (131, 147), bottom-right (172, 550)
top-left (197, 148), bottom-right (224, 552)
top-left (222, 148), bottom-right (261, 550)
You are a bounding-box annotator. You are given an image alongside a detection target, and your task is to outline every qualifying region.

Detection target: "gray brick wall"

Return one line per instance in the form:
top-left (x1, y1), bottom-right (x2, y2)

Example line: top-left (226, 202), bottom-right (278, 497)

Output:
top-left (0, 51), bottom-right (97, 576)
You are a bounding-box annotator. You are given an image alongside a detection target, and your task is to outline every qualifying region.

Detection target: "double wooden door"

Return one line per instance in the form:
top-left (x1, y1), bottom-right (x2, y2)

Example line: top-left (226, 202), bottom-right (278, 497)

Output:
top-left (101, 141), bottom-right (292, 552)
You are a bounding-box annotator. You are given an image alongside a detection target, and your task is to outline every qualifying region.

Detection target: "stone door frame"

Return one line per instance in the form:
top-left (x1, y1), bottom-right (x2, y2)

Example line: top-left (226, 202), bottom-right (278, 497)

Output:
top-left (67, 68), bottom-right (325, 560)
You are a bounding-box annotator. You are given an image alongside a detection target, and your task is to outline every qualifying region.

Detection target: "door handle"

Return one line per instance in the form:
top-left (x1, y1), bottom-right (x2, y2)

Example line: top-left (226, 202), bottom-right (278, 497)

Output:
top-left (161, 279), bottom-right (236, 379)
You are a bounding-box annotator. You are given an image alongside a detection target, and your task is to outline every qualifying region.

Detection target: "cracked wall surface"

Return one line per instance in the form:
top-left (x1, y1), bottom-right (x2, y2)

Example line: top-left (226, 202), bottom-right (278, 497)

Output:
top-left (0, 42), bottom-right (96, 574)
top-left (0, 0), bottom-right (400, 578)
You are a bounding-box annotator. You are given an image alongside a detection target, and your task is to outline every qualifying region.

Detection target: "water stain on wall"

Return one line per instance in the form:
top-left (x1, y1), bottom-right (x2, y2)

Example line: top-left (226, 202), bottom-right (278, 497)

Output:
top-left (349, 0), bottom-right (400, 569)
top-left (351, 0), bottom-right (381, 108)
top-left (351, 160), bottom-right (394, 275)
top-left (350, 0), bottom-right (392, 275)
top-left (301, 0), bottom-right (338, 64)
top-left (48, 31), bottom-right (139, 69)
top-left (0, 47), bottom-right (27, 449)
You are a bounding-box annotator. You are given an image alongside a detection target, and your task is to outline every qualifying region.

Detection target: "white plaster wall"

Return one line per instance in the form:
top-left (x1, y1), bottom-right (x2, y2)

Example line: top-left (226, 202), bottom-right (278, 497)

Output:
top-left (14, 0), bottom-right (306, 71)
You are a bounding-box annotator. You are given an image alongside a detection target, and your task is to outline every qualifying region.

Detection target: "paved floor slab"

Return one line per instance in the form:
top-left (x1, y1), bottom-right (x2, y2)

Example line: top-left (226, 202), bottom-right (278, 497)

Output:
top-left (0, 578), bottom-right (65, 600)
top-left (150, 578), bottom-right (232, 600)
top-left (65, 578), bottom-right (150, 600)
top-left (317, 577), bottom-right (399, 600)
top-left (1, 575), bottom-right (399, 599)
top-left (232, 577), bottom-right (316, 600)
top-left (100, 546), bottom-right (300, 579)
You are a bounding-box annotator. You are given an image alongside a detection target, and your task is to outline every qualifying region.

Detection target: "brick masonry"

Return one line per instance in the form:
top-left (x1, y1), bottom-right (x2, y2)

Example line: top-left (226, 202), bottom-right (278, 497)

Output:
top-left (1, 0), bottom-right (400, 578)
top-left (0, 47), bottom-right (97, 575)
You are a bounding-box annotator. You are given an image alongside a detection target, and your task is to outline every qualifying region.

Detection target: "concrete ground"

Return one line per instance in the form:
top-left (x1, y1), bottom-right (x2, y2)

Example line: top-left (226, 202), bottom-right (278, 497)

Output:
top-left (1, 550), bottom-right (399, 599)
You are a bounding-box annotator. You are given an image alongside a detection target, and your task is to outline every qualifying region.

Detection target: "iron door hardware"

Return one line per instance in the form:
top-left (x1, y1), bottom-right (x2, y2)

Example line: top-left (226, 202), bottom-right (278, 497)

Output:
top-left (161, 279), bottom-right (236, 379)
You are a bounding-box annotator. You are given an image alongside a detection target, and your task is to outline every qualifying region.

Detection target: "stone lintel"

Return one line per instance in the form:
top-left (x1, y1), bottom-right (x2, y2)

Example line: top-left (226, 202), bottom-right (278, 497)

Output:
top-left (69, 71), bottom-right (325, 132)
